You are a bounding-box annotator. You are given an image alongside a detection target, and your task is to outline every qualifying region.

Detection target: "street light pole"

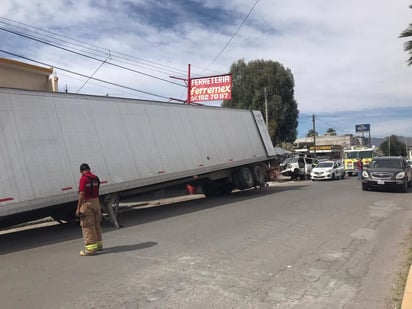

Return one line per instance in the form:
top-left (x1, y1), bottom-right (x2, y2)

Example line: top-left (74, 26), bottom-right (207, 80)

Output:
top-left (312, 113), bottom-right (317, 158)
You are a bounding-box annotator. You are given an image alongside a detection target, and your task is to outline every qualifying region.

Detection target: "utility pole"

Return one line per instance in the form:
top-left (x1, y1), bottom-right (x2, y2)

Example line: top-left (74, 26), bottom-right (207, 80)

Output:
top-left (264, 87), bottom-right (268, 130)
top-left (368, 129), bottom-right (371, 148)
top-left (312, 114), bottom-right (317, 158)
top-left (388, 135), bottom-right (391, 156)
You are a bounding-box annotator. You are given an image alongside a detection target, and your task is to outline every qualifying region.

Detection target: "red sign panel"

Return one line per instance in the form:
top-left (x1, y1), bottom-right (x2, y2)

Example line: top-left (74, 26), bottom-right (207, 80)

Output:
top-left (190, 74), bottom-right (232, 102)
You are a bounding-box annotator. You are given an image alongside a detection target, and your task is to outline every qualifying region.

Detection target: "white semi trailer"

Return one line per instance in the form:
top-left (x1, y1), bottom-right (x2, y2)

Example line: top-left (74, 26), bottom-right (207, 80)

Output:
top-left (0, 88), bottom-right (275, 228)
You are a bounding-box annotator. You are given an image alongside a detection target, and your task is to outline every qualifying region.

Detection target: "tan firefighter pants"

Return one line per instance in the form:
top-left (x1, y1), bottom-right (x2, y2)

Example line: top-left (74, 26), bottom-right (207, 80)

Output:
top-left (80, 198), bottom-right (102, 253)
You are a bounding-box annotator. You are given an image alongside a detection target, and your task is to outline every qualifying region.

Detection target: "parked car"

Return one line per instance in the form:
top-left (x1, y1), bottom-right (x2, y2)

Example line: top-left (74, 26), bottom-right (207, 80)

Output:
top-left (310, 160), bottom-right (345, 180)
top-left (279, 156), bottom-right (316, 180)
top-left (362, 156), bottom-right (412, 192)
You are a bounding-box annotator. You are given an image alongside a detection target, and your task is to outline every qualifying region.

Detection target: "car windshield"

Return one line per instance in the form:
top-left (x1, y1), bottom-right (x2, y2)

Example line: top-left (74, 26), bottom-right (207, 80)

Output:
top-left (369, 159), bottom-right (402, 169)
top-left (316, 162), bottom-right (333, 168)
top-left (359, 151), bottom-right (373, 159)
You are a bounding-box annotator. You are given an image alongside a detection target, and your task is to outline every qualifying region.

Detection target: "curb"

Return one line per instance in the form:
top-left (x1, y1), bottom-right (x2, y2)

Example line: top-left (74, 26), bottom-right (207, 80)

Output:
top-left (402, 265), bottom-right (412, 308)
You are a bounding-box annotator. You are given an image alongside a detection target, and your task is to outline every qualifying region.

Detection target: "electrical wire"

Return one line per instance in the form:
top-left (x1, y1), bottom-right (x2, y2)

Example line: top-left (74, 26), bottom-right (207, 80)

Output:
top-left (0, 27), bottom-right (185, 88)
top-left (76, 53), bottom-right (110, 93)
top-left (58, 71), bottom-right (144, 98)
top-left (0, 17), bottom-right (187, 76)
top-left (202, 0), bottom-right (260, 73)
top-left (315, 115), bottom-right (352, 135)
top-left (0, 49), bottom-right (172, 100)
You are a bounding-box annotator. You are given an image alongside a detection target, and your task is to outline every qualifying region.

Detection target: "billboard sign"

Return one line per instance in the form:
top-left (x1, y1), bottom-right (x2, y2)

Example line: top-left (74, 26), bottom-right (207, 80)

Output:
top-left (355, 124), bottom-right (370, 132)
top-left (190, 74), bottom-right (232, 102)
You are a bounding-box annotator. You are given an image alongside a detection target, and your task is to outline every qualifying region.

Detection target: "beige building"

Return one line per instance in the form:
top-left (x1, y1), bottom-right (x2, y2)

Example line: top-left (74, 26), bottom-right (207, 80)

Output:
top-left (0, 57), bottom-right (58, 91)
top-left (294, 134), bottom-right (355, 150)
top-left (293, 134), bottom-right (371, 160)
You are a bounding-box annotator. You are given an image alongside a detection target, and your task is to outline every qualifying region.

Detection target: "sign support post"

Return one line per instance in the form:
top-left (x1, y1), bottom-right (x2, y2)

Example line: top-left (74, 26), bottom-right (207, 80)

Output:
top-left (187, 64), bottom-right (191, 104)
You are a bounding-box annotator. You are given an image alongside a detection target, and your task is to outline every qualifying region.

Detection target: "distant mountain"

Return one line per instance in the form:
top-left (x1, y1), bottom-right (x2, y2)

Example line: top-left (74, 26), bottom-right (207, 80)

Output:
top-left (370, 136), bottom-right (412, 148)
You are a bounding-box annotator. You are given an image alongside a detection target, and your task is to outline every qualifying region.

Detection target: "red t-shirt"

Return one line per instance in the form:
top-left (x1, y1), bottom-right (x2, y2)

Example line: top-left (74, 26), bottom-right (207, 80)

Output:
top-left (79, 172), bottom-right (100, 200)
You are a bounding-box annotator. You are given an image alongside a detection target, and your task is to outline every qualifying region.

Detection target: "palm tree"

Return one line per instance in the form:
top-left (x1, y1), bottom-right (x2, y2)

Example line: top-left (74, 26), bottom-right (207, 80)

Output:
top-left (400, 5), bottom-right (412, 65)
top-left (306, 129), bottom-right (318, 137)
top-left (325, 128), bottom-right (337, 136)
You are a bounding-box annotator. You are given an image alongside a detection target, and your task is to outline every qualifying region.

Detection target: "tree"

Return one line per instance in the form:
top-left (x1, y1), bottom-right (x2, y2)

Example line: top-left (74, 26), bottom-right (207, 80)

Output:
top-left (325, 128), bottom-right (337, 136)
top-left (380, 135), bottom-right (407, 156)
top-left (222, 59), bottom-right (299, 145)
top-left (399, 5), bottom-right (412, 65)
top-left (306, 129), bottom-right (319, 137)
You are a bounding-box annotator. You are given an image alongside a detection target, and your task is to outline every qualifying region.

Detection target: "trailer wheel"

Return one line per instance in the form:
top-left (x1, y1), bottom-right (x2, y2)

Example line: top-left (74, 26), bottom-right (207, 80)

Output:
top-left (220, 183), bottom-right (233, 195)
top-left (235, 167), bottom-right (255, 189)
top-left (201, 182), bottom-right (220, 197)
top-left (252, 166), bottom-right (266, 186)
top-left (51, 208), bottom-right (77, 224)
top-left (233, 171), bottom-right (246, 190)
top-left (101, 193), bottom-right (120, 228)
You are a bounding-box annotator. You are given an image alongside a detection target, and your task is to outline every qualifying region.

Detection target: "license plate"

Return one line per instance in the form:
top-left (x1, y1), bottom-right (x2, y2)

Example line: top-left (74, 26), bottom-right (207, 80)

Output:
top-left (377, 180), bottom-right (385, 185)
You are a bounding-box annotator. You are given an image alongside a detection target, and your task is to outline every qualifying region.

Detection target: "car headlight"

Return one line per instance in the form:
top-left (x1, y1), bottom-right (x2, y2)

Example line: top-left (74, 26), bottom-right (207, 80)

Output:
top-left (362, 171), bottom-right (369, 178)
top-left (396, 172), bottom-right (406, 179)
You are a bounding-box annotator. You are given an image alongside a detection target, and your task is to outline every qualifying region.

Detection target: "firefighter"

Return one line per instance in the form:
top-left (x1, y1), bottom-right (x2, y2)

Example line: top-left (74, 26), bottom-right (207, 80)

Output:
top-left (76, 163), bottom-right (103, 256)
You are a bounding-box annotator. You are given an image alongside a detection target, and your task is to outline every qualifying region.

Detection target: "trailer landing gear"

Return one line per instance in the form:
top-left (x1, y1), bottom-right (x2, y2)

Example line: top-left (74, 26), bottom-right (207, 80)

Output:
top-left (101, 193), bottom-right (120, 228)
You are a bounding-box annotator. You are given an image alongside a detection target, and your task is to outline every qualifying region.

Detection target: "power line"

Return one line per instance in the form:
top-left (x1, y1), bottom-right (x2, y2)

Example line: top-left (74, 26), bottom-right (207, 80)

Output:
top-left (202, 0), bottom-right (260, 73)
top-left (0, 49), bottom-right (172, 100)
top-left (58, 71), bottom-right (144, 98)
top-left (76, 53), bottom-right (110, 93)
top-left (0, 27), bottom-right (185, 88)
top-left (315, 115), bottom-right (352, 135)
top-left (0, 17), bottom-right (187, 76)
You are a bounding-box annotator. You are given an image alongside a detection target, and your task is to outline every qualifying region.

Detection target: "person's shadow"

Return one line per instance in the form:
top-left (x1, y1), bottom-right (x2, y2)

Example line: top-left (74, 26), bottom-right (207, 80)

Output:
top-left (99, 241), bottom-right (157, 254)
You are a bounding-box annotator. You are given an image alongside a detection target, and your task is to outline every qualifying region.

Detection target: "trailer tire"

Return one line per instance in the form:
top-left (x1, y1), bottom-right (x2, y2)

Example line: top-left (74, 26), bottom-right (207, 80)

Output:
top-left (220, 183), bottom-right (233, 195)
top-left (235, 167), bottom-right (255, 190)
top-left (252, 165), bottom-right (266, 186)
top-left (201, 182), bottom-right (220, 197)
top-left (51, 209), bottom-right (77, 224)
top-left (233, 171), bottom-right (245, 190)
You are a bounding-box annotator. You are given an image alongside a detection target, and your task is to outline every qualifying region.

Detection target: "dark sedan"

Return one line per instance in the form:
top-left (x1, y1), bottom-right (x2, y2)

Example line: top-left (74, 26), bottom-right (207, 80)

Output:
top-left (362, 156), bottom-right (412, 192)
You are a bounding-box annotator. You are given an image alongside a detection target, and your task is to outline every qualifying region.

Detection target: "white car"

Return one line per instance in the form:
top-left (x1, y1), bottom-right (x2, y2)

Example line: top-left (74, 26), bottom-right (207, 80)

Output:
top-left (311, 161), bottom-right (345, 180)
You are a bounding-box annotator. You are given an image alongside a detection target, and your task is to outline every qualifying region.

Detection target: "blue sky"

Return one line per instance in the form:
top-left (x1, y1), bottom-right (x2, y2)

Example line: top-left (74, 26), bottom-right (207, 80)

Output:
top-left (0, 0), bottom-right (411, 138)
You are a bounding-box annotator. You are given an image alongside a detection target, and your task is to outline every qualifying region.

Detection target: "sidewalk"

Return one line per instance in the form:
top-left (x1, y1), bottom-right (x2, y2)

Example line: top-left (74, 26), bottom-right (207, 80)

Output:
top-left (402, 266), bottom-right (412, 308)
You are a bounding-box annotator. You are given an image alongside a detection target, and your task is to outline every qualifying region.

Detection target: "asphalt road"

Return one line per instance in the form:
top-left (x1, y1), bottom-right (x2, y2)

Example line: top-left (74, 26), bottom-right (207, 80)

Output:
top-left (1, 177), bottom-right (412, 309)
